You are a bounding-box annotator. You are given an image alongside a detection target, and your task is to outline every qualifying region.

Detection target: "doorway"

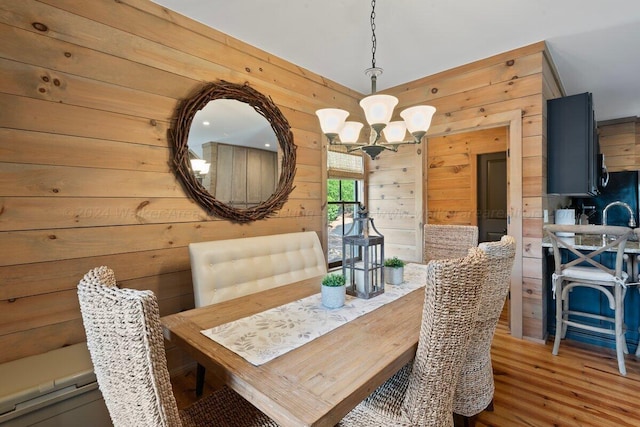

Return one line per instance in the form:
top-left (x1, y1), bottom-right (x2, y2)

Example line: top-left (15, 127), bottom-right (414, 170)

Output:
top-left (426, 125), bottom-right (511, 329)
top-left (426, 127), bottom-right (508, 228)
top-left (423, 111), bottom-right (523, 338)
top-left (477, 151), bottom-right (507, 243)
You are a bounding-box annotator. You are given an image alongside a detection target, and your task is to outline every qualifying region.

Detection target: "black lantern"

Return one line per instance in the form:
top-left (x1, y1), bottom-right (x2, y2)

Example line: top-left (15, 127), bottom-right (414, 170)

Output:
top-left (342, 207), bottom-right (384, 299)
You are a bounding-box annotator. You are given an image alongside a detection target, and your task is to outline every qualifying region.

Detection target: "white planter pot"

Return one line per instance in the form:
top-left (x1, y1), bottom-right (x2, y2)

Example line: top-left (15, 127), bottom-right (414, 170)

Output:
top-left (321, 285), bottom-right (345, 308)
top-left (384, 266), bottom-right (404, 285)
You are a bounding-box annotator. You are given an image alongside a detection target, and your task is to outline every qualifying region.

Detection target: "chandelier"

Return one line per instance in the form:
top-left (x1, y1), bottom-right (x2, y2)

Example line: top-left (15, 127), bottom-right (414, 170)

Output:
top-left (315, 0), bottom-right (436, 160)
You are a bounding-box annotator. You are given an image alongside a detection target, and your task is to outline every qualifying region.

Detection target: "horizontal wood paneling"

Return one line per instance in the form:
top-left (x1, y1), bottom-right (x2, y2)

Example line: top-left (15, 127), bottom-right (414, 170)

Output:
top-left (0, 196), bottom-right (323, 231)
top-left (0, 21), bottom-right (196, 99)
top-left (0, 163), bottom-right (182, 197)
top-left (0, 128), bottom-right (171, 171)
top-left (0, 56), bottom-right (178, 119)
top-left (599, 118), bottom-right (639, 172)
top-left (367, 145), bottom-right (422, 261)
top-left (1, 215), bottom-right (321, 266)
top-left (0, 92), bottom-right (170, 145)
top-left (1, 247), bottom-right (190, 300)
top-left (0, 0), bottom-right (356, 363)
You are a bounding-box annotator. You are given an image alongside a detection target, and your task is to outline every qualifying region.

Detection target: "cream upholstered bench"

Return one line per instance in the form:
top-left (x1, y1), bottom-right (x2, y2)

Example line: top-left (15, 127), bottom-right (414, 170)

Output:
top-left (189, 231), bottom-right (327, 307)
top-left (188, 231), bottom-right (327, 395)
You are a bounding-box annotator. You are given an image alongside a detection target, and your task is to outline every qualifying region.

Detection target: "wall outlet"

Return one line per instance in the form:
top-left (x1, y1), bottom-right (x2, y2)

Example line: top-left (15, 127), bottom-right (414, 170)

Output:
top-left (543, 209), bottom-right (549, 223)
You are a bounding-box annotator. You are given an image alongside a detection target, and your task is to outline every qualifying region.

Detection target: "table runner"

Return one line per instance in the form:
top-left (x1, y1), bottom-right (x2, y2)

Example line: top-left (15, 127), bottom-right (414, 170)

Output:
top-left (201, 263), bottom-right (427, 365)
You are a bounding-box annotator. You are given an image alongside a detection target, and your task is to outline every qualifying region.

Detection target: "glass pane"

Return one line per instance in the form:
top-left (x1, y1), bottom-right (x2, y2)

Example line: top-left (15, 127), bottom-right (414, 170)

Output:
top-left (341, 180), bottom-right (357, 202)
top-left (343, 203), bottom-right (359, 236)
top-left (327, 207), bottom-right (344, 264)
top-left (327, 179), bottom-right (363, 267)
top-left (327, 179), bottom-right (339, 202)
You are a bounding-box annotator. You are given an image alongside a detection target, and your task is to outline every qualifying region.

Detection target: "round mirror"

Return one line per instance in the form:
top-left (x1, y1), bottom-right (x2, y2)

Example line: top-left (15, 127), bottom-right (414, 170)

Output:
top-left (169, 81), bottom-right (296, 222)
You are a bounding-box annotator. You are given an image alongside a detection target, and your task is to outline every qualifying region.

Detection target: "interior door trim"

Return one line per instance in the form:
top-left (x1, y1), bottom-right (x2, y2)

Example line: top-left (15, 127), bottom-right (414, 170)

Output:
top-left (426, 110), bottom-right (523, 338)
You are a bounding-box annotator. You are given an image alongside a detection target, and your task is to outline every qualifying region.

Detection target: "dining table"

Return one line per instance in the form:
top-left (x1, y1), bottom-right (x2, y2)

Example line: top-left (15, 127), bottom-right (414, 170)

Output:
top-left (161, 266), bottom-right (426, 427)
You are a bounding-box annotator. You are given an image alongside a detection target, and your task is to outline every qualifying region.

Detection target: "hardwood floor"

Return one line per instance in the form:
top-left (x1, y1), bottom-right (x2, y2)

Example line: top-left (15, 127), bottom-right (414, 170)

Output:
top-left (474, 323), bottom-right (640, 426)
top-left (172, 323), bottom-right (640, 426)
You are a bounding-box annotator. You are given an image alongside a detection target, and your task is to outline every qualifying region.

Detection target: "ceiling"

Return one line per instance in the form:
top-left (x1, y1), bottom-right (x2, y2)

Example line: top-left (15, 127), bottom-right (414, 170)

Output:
top-left (153, 0), bottom-right (640, 123)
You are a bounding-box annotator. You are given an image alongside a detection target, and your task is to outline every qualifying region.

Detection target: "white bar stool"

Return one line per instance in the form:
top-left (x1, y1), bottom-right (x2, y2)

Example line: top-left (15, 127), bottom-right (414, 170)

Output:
top-left (545, 224), bottom-right (634, 375)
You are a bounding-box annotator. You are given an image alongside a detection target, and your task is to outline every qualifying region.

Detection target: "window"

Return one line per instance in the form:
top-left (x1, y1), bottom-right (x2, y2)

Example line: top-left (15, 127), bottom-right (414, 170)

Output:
top-left (327, 150), bottom-right (365, 268)
top-left (327, 179), bottom-right (364, 267)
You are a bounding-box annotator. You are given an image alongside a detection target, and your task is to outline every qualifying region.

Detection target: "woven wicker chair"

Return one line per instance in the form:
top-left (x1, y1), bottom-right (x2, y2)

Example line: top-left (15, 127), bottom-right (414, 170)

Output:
top-left (453, 235), bottom-right (516, 426)
top-left (423, 224), bottom-right (478, 263)
top-left (77, 266), bottom-right (278, 427)
top-left (337, 247), bottom-right (488, 427)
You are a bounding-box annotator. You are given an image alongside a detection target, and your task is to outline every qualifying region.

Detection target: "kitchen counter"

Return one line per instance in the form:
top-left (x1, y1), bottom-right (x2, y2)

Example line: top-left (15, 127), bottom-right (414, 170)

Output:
top-left (541, 234), bottom-right (640, 254)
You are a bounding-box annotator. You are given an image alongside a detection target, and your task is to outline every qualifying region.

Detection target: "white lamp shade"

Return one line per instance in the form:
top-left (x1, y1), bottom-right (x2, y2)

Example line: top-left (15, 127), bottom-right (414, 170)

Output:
top-left (339, 121), bottom-right (364, 143)
top-left (382, 121), bottom-right (407, 143)
top-left (400, 105), bottom-right (436, 133)
top-left (359, 94), bottom-right (398, 126)
top-left (316, 108), bottom-right (349, 134)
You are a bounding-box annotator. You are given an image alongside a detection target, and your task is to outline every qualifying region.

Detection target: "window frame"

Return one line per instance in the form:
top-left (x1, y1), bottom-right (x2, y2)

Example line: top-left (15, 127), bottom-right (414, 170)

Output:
top-left (327, 179), bottom-right (364, 268)
top-left (326, 149), bottom-right (366, 269)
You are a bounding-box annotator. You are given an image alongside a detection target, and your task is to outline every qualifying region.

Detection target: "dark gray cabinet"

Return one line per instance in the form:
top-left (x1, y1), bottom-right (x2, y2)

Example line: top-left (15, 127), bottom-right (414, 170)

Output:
top-left (547, 92), bottom-right (599, 196)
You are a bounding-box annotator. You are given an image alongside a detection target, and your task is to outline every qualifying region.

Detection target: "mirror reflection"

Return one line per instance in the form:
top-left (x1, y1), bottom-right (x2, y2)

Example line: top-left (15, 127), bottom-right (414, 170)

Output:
top-left (169, 80), bottom-right (296, 223)
top-left (188, 99), bottom-right (279, 209)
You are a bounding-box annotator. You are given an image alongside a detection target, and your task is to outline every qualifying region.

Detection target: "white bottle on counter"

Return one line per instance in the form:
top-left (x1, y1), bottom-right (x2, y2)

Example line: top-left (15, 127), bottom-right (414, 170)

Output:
top-left (556, 209), bottom-right (575, 236)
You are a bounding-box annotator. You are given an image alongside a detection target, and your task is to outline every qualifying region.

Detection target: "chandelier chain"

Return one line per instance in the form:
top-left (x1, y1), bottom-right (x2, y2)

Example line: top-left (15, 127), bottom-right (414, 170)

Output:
top-left (370, 0), bottom-right (376, 69)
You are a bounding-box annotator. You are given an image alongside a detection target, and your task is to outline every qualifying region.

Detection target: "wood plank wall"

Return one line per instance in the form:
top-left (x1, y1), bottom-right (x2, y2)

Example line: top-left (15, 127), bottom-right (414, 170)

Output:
top-left (367, 145), bottom-right (422, 262)
top-left (367, 42), bottom-right (561, 340)
top-left (0, 0), bottom-right (362, 364)
top-left (599, 118), bottom-right (640, 171)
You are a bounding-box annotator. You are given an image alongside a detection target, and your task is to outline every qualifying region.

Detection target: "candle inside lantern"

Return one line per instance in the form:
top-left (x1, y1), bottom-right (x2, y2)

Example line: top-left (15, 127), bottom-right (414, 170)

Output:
top-left (354, 262), bottom-right (365, 294)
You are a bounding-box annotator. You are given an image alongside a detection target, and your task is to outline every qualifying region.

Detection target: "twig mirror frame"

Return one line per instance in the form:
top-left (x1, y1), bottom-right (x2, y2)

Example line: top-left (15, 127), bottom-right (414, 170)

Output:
top-left (169, 80), bottom-right (296, 222)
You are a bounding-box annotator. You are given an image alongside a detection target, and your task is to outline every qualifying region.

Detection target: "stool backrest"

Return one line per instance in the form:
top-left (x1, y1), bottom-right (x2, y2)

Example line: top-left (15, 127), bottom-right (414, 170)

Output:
top-left (544, 224), bottom-right (633, 278)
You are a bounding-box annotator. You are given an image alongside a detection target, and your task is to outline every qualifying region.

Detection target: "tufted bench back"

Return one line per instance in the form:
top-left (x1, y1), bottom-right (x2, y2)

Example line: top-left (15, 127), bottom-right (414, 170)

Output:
top-left (189, 231), bottom-right (327, 307)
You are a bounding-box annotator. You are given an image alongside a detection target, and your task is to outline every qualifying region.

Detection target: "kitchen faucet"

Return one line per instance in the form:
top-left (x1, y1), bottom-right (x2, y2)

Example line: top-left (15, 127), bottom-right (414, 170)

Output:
top-left (602, 201), bottom-right (637, 227)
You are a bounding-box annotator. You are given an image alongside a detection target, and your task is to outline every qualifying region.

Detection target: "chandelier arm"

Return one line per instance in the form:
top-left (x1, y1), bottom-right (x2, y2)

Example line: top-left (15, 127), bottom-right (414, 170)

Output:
top-left (346, 145), bottom-right (369, 153)
top-left (328, 133), bottom-right (424, 147)
top-left (377, 141), bottom-right (420, 151)
top-left (340, 143), bottom-right (368, 148)
top-left (382, 138), bottom-right (423, 146)
top-left (379, 144), bottom-right (399, 152)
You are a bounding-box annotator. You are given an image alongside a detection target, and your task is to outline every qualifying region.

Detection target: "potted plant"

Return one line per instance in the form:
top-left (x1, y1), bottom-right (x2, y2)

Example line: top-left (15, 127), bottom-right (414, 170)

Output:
top-left (384, 257), bottom-right (406, 285)
top-left (321, 273), bottom-right (346, 308)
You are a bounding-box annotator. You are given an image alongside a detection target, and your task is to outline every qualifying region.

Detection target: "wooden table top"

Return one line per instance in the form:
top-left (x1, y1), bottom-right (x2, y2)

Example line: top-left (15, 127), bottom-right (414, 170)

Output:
top-left (161, 276), bottom-right (424, 427)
